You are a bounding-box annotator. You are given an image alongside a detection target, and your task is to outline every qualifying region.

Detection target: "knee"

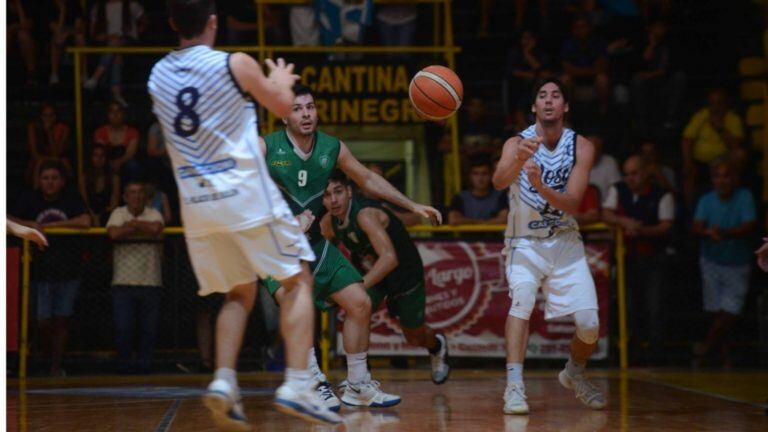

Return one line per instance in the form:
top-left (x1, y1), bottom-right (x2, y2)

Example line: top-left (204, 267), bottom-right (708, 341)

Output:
top-left (227, 284), bottom-right (256, 312)
top-left (574, 309), bottom-right (599, 344)
top-left (508, 282), bottom-right (537, 320)
top-left (348, 293), bottom-right (371, 320)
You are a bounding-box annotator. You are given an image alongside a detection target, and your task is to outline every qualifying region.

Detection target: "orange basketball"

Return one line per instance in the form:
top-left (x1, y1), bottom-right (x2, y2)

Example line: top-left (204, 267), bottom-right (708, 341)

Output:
top-left (409, 65), bottom-right (464, 121)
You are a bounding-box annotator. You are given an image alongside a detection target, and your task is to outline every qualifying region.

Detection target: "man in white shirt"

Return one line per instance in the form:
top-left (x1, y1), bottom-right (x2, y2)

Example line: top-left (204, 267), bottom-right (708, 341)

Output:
top-left (107, 181), bottom-right (164, 374)
top-left (588, 134), bottom-right (621, 201)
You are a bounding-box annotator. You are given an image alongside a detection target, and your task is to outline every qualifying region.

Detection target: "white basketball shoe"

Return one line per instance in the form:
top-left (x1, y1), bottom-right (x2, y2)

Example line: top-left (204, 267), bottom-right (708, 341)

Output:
top-left (274, 383), bottom-right (343, 425)
top-left (340, 374), bottom-right (401, 408)
top-left (431, 334), bottom-right (451, 384)
top-left (558, 369), bottom-right (607, 410)
top-left (202, 379), bottom-right (251, 432)
top-left (503, 382), bottom-right (529, 415)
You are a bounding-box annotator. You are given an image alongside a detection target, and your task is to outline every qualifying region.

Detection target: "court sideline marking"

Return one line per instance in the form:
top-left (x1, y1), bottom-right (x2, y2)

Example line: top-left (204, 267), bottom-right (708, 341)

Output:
top-left (639, 378), bottom-right (768, 410)
top-left (155, 399), bottom-right (183, 432)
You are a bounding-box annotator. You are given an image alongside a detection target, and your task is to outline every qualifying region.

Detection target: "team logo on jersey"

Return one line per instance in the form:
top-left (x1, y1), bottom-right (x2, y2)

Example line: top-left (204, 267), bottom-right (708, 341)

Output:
top-left (271, 160), bottom-right (292, 167)
top-left (277, 148), bottom-right (287, 155)
top-left (319, 155), bottom-right (330, 168)
top-left (347, 232), bottom-right (360, 244)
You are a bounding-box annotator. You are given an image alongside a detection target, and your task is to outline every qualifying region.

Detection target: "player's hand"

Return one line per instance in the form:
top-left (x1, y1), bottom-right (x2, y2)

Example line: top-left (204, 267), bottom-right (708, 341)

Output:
top-left (756, 237), bottom-right (768, 272)
top-left (516, 136), bottom-right (543, 162)
top-left (524, 160), bottom-right (543, 191)
top-left (412, 204), bottom-right (442, 225)
top-left (17, 225), bottom-right (48, 250)
top-left (708, 225), bottom-right (722, 242)
top-left (265, 58), bottom-right (300, 90)
top-left (296, 210), bottom-right (315, 233)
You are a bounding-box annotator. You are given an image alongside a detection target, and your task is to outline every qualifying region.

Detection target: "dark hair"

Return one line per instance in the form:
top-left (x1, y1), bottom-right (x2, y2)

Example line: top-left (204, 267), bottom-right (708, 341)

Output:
top-left (38, 160), bottom-right (64, 178)
top-left (530, 77), bottom-right (569, 105)
top-left (95, 0), bottom-right (133, 37)
top-left (327, 169), bottom-right (350, 186)
top-left (167, 0), bottom-right (216, 39)
top-left (468, 156), bottom-right (493, 171)
top-left (123, 180), bottom-right (145, 193)
top-left (293, 84), bottom-right (313, 98)
top-left (85, 145), bottom-right (113, 193)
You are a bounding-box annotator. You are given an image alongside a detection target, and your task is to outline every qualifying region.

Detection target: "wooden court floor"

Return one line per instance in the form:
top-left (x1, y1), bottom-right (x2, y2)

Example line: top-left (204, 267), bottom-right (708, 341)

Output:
top-left (7, 370), bottom-right (768, 431)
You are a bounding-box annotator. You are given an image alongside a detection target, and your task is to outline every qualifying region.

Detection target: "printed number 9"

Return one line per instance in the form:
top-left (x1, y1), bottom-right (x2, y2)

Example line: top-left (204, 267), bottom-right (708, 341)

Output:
top-left (298, 170), bottom-right (307, 187)
top-left (174, 87), bottom-right (200, 137)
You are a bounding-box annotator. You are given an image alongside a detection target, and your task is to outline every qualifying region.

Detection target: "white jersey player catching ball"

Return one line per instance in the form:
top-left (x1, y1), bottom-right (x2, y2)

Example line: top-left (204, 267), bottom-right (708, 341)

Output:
top-left (492, 78), bottom-right (607, 414)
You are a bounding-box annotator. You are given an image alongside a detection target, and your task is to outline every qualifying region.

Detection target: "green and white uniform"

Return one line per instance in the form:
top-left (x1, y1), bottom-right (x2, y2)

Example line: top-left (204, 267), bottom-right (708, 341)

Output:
top-left (332, 197), bottom-right (426, 328)
top-left (263, 130), bottom-right (362, 309)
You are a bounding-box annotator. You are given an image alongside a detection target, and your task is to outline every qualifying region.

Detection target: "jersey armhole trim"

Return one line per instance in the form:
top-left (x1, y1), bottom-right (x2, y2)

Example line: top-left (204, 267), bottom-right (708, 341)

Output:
top-left (226, 53), bottom-right (252, 100)
top-left (572, 132), bottom-right (578, 167)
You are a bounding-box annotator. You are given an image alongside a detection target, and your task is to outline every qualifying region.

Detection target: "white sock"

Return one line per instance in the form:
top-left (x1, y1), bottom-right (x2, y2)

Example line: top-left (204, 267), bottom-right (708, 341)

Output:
top-left (307, 347), bottom-right (327, 382)
top-left (566, 355), bottom-right (586, 377)
top-left (214, 367), bottom-right (238, 389)
top-left (285, 368), bottom-right (313, 391)
top-left (506, 362), bottom-right (524, 385)
top-left (346, 352), bottom-right (368, 384)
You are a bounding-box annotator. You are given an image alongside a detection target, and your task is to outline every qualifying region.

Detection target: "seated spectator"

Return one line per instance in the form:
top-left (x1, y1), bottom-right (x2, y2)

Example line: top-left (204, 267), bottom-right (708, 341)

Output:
top-left (602, 155), bottom-right (674, 364)
top-left (691, 159), bottom-right (756, 369)
top-left (7, 0), bottom-right (37, 85)
top-left (48, 0), bottom-right (86, 85)
top-left (376, 4), bottom-right (417, 51)
top-left (460, 97), bottom-right (503, 158)
top-left (561, 15), bottom-right (611, 112)
top-left (316, 0), bottom-right (373, 59)
top-left (79, 145), bottom-right (120, 226)
top-left (587, 134), bottom-right (621, 200)
top-left (84, 0), bottom-right (148, 106)
top-left (93, 101), bottom-right (139, 177)
top-left (9, 161), bottom-right (91, 376)
top-left (503, 29), bottom-right (552, 133)
top-left (26, 103), bottom-right (72, 188)
top-left (638, 140), bottom-right (676, 192)
top-left (289, 5), bottom-right (320, 46)
top-left (448, 157), bottom-right (508, 225)
top-left (574, 184), bottom-right (601, 226)
top-left (681, 88), bottom-right (746, 206)
top-left (107, 181), bottom-right (164, 374)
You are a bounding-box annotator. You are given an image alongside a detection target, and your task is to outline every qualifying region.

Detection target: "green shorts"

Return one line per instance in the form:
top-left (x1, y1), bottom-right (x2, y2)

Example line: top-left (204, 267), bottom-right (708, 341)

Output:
top-left (262, 239), bottom-right (362, 311)
top-left (368, 280), bottom-right (426, 329)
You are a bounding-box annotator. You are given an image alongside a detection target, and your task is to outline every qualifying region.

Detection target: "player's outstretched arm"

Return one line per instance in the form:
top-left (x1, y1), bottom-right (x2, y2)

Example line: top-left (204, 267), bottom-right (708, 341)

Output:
top-left (229, 53), bottom-right (299, 118)
top-left (357, 208), bottom-right (399, 289)
top-left (492, 136), bottom-right (541, 190)
top-left (529, 135), bottom-right (595, 216)
top-left (7, 220), bottom-right (48, 249)
top-left (338, 142), bottom-right (442, 225)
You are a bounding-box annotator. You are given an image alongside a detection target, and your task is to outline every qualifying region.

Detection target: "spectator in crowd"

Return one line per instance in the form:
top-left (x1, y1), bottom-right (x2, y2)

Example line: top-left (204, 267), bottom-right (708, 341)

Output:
top-left (79, 145), bottom-right (120, 226)
top-left (691, 159), bottom-right (756, 369)
top-left (448, 157), bottom-right (508, 225)
top-left (561, 15), bottom-right (611, 113)
top-left (638, 140), bottom-right (676, 192)
top-left (26, 103), bottom-right (72, 188)
top-left (316, 0), bottom-right (373, 59)
top-left (93, 101), bottom-right (139, 177)
top-left (574, 184), bottom-right (602, 226)
top-left (460, 97), bottom-right (503, 158)
top-left (84, 0), bottom-right (148, 106)
top-left (289, 5), bottom-right (320, 46)
top-left (106, 181), bottom-right (164, 374)
top-left (681, 88), bottom-right (746, 206)
top-left (376, 4), bottom-right (417, 52)
top-left (587, 134), bottom-right (621, 200)
top-left (503, 29), bottom-right (552, 133)
top-left (603, 155), bottom-right (674, 364)
top-left (48, 0), bottom-right (86, 85)
top-left (7, 0), bottom-right (37, 85)
top-left (9, 161), bottom-right (91, 376)
top-left (220, 0), bottom-right (286, 45)
top-left (145, 179), bottom-right (172, 225)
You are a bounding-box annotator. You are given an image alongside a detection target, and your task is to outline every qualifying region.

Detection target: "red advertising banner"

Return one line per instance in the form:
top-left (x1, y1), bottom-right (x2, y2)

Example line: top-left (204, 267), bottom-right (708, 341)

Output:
top-left (336, 240), bottom-right (611, 359)
top-left (7, 248), bottom-right (20, 353)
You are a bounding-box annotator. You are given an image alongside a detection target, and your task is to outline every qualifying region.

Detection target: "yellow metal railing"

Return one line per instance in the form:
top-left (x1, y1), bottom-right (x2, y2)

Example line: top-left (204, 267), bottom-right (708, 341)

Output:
top-left (17, 223), bottom-right (628, 377)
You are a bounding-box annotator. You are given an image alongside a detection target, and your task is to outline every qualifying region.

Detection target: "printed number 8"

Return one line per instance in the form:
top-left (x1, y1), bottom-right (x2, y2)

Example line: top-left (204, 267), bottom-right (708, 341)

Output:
top-left (174, 87), bottom-right (200, 137)
top-left (298, 170), bottom-right (307, 187)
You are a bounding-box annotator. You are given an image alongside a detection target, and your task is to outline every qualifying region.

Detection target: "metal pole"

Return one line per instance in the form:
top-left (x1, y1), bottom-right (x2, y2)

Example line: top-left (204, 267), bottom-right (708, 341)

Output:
top-left (320, 311), bottom-right (331, 374)
top-left (20, 240), bottom-right (31, 379)
top-left (615, 229), bottom-right (628, 369)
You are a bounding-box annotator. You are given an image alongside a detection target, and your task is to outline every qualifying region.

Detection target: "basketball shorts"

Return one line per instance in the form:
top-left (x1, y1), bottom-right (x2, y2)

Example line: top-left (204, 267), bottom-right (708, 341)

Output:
top-left (368, 280), bottom-right (426, 329)
top-left (186, 216), bottom-right (314, 296)
top-left (263, 239), bottom-right (363, 311)
top-left (503, 230), bottom-right (598, 320)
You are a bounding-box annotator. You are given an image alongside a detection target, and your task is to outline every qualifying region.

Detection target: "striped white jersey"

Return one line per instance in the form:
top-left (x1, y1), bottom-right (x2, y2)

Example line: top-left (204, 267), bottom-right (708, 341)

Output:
top-left (504, 124), bottom-right (579, 240)
top-left (148, 45), bottom-right (291, 238)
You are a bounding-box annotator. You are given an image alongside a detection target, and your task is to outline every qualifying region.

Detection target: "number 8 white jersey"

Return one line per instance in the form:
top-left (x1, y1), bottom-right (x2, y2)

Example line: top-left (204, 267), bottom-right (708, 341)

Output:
top-left (148, 45), bottom-right (291, 238)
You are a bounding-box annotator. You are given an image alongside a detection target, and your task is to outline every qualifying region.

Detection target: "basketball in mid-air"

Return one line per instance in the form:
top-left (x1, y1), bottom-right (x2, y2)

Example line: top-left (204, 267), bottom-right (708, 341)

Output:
top-left (408, 65), bottom-right (463, 121)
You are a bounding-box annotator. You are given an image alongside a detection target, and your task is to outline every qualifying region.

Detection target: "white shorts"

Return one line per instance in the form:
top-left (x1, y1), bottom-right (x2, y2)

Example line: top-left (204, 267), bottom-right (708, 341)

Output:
top-left (186, 217), bottom-right (314, 296)
top-left (504, 230), bottom-right (598, 320)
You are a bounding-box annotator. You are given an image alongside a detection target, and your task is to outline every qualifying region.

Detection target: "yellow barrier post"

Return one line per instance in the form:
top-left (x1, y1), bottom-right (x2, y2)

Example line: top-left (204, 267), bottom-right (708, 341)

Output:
top-left (20, 239), bottom-right (31, 379)
top-left (320, 312), bottom-right (331, 373)
top-left (615, 229), bottom-right (628, 370)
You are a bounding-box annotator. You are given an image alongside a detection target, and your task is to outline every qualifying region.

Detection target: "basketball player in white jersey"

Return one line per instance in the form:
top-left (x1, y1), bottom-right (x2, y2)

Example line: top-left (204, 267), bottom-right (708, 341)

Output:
top-left (493, 78), bottom-right (607, 414)
top-left (148, 0), bottom-right (341, 428)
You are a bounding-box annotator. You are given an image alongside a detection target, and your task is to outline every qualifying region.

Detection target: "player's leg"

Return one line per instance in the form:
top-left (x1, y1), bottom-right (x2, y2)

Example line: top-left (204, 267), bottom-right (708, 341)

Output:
top-left (392, 282), bottom-right (450, 384)
top-left (503, 241), bottom-right (545, 415)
